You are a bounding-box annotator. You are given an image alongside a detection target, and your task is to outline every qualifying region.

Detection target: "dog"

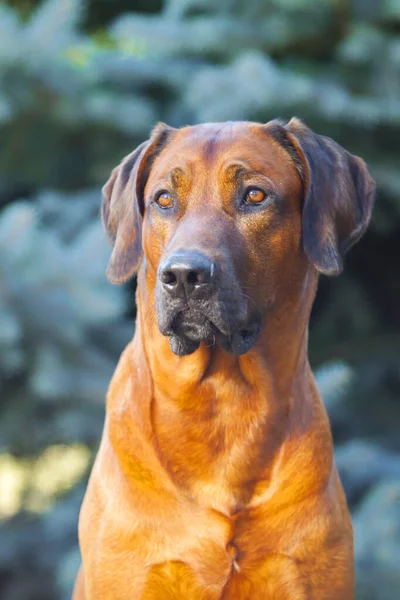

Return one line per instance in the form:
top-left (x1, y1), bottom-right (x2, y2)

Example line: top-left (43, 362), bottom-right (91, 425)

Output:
top-left (73, 118), bottom-right (375, 599)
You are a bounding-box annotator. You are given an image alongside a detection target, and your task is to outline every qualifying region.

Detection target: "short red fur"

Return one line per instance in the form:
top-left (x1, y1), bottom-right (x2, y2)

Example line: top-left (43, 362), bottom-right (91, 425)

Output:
top-left (73, 119), bottom-right (375, 599)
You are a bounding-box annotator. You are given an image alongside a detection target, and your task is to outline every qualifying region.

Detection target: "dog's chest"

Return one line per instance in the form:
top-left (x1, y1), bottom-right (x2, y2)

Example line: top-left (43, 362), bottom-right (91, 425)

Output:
top-left (153, 392), bottom-right (271, 515)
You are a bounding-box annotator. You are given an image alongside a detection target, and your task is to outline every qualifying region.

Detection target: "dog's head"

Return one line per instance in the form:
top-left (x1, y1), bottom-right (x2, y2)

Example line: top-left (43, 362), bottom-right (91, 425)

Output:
top-left (102, 120), bottom-right (375, 357)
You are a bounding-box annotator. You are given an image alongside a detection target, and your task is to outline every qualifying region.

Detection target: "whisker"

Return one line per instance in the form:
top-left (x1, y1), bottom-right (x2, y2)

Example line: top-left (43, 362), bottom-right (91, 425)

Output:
top-left (239, 283), bottom-right (258, 292)
top-left (144, 303), bottom-right (157, 326)
top-left (205, 334), bottom-right (216, 349)
top-left (239, 290), bottom-right (262, 317)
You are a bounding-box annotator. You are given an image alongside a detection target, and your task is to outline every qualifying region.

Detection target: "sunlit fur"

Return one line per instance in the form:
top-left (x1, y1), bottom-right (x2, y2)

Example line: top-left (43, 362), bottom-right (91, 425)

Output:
top-left (73, 120), bottom-right (375, 599)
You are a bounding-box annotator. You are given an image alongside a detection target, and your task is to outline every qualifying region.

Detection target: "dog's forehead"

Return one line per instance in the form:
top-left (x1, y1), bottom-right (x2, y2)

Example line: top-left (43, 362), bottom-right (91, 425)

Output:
top-left (173, 121), bottom-right (266, 152)
top-left (150, 121), bottom-right (294, 179)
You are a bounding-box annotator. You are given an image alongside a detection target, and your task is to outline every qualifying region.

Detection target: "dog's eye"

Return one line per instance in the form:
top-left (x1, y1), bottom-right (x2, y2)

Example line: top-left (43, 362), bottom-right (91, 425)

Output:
top-left (244, 188), bottom-right (266, 205)
top-left (156, 191), bottom-right (174, 209)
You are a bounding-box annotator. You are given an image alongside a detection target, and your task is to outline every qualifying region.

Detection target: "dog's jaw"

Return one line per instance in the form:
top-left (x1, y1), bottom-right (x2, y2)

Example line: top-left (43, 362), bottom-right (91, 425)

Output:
top-left (158, 308), bottom-right (262, 357)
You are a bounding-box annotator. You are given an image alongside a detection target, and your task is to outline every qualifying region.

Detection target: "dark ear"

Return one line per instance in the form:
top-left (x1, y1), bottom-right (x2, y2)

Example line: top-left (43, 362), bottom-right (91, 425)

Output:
top-left (268, 118), bottom-right (376, 275)
top-left (101, 123), bottom-right (174, 284)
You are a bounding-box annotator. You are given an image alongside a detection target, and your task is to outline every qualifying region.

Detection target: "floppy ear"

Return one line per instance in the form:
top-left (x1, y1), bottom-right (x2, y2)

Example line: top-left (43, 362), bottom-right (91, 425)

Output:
top-left (268, 118), bottom-right (376, 275)
top-left (102, 123), bottom-right (173, 284)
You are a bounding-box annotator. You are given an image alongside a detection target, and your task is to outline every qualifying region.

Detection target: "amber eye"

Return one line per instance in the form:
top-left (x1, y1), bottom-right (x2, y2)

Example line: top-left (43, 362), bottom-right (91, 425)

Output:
top-left (156, 191), bottom-right (174, 209)
top-left (244, 188), bottom-right (266, 205)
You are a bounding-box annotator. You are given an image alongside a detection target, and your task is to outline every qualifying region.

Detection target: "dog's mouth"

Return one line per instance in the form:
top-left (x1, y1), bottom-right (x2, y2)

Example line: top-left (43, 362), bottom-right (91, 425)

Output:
top-left (164, 312), bottom-right (261, 357)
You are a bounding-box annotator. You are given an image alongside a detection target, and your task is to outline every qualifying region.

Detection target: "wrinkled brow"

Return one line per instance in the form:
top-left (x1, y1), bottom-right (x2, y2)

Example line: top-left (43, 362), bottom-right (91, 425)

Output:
top-left (224, 162), bottom-right (269, 182)
top-left (166, 165), bottom-right (194, 197)
top-left (170, 166), bottom-right (186, 186)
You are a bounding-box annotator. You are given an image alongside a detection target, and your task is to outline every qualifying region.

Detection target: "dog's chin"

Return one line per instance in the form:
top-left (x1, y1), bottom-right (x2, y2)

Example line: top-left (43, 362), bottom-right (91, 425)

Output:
top-left (161, 315), bottom-right (261, 358)
top-left (168, 334), bottom-right (201, 357)
top-left (166, 316), bottom-right (213, 357)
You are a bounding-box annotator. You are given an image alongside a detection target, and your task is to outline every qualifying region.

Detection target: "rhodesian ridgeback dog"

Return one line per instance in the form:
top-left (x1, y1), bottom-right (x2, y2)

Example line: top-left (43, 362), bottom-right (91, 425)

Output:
top-left (73, 118), bottom-right (375, 599)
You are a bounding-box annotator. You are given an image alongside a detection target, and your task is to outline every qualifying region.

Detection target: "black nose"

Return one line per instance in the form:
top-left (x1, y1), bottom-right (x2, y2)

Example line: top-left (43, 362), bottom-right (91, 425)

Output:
top-left (159, 251), bottom-right (215, 298)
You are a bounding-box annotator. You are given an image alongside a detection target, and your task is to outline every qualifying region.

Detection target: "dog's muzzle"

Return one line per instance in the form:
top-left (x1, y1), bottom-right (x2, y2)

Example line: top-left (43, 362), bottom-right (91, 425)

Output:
top-left (156, 250), bottom-right (261, 357)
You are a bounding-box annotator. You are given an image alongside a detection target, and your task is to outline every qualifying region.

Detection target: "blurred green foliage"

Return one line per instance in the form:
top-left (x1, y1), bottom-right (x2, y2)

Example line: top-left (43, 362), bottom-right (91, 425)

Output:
top-left (0, 0), bottom-right (399, 356)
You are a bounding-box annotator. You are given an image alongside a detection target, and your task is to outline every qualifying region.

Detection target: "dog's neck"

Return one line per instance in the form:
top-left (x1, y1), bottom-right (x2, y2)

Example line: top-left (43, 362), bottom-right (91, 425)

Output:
top-left (118, 266), bottom-right (321, 515)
